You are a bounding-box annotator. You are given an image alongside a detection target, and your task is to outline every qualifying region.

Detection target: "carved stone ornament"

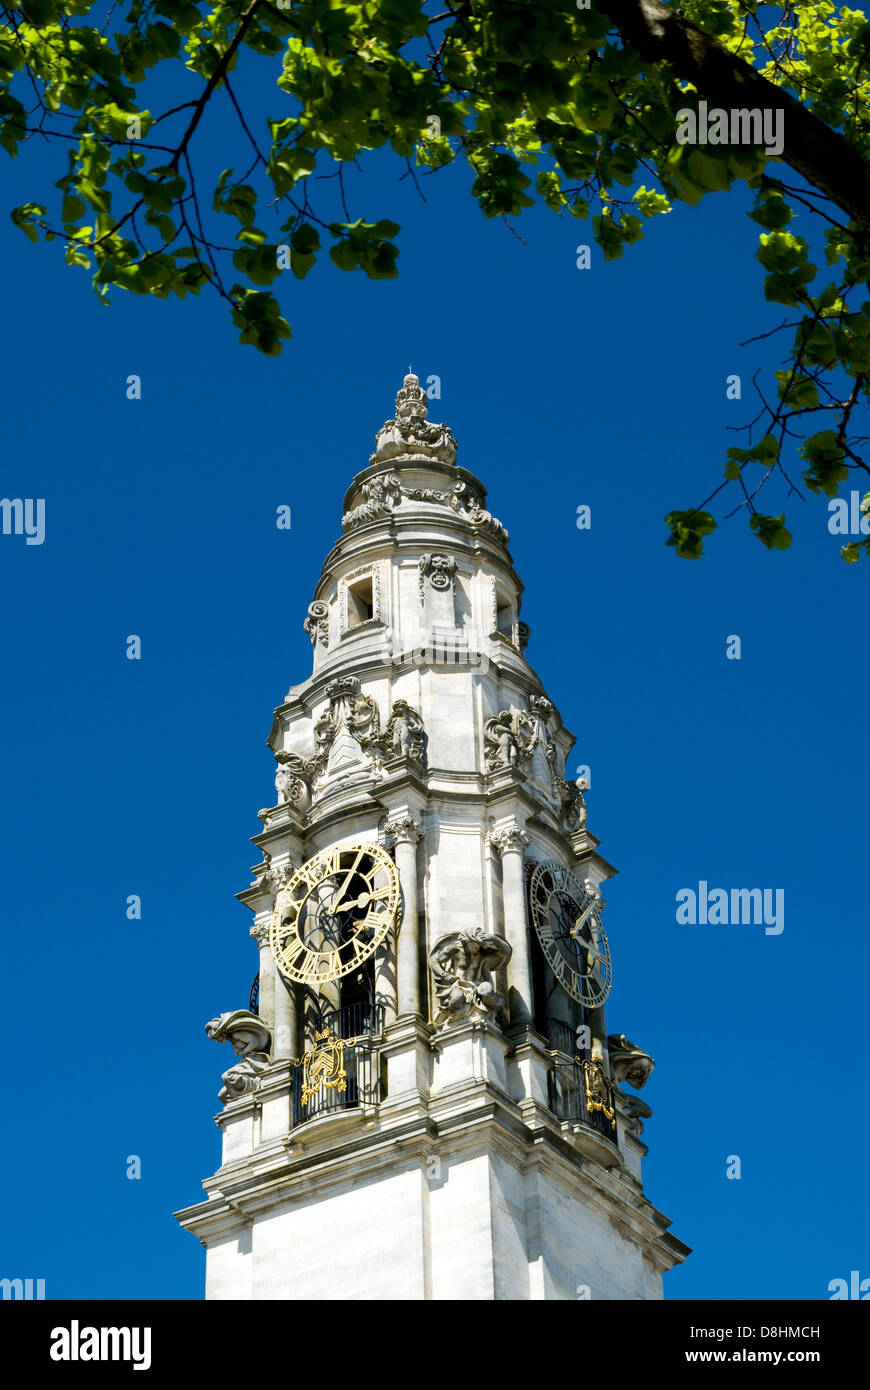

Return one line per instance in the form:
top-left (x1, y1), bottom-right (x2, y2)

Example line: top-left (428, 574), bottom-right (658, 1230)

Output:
top-left (384, 814), bottom-right (424, 846)
top-left (368, 374), bottom-right (457, 468)
top-left (557, 778), bottom-right (588, 831)
top-left (205, 1010), bottom-right (272, 1102)
top-left (258, 858), bottom-right (297, 897)
top-left (484, 711), bottom-right (520, 772)
top-left (607, 1034), bottom-right (655, 1090)
top-left (381, 699), bottom-right (426, 763)
top-left (274, 750), bottom-right (316, 811)
top-left (341, 471), bottom-right (402, 531)
top-left (428, 927), bottom-right (512, 1024)
top-left (616, 1089), bottom-right (653, 1137)
top-left (303, 600), bottom-right (329, 647)
top-left (418, 552), bottom-right (456, 603)
top-left (515, 620), bottom-right (531, 653)
top-left (489, 823), bottom-right (530, 856)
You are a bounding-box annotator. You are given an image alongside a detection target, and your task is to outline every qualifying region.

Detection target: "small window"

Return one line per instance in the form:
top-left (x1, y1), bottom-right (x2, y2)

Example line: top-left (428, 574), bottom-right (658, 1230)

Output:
top-left (347, 575), bottom-right (374, 627)
top-left (496, 590), bottom-right (513, 637)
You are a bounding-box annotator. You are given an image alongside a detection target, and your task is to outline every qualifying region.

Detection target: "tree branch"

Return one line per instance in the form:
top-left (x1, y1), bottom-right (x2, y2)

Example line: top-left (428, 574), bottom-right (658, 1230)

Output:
top-left (595, 0), bottom-right (870, 230)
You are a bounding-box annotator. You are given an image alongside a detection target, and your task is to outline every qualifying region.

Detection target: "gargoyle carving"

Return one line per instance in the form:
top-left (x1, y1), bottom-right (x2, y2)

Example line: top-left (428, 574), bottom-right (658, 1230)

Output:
top-left (607, 1034), bottom-right (655, 1090)
top-left (205, 1010), bottom-right (272, 1102)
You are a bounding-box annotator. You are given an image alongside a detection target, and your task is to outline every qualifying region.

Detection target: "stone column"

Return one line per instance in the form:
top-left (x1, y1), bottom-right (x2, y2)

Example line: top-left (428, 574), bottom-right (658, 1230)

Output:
top-left (269, 863), bottom-right (301, 1061)
top-left (489, 824), bottom-right (532, 1026)
top-left (250, 918), bottom-right (276, 1032)
top-left (386, 815), bottom-right (424, 1018)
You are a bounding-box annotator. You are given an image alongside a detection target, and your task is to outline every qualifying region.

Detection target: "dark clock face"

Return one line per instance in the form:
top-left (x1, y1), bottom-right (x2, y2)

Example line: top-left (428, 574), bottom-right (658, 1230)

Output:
top-left (270, 843), bottom-right (401, 987)
top-left (529, 860), bottom-right (612, 1007)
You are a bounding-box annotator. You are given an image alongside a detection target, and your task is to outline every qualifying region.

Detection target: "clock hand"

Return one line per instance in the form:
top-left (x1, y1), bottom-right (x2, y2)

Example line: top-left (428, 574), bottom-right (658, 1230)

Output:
top-left (329, 849), bottom-right (367, 910)
top-left (570, 900), bottom-right (599, 938)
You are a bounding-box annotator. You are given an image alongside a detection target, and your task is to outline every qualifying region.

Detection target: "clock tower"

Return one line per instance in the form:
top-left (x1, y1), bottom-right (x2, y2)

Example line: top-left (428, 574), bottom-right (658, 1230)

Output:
top-left (174, 374), bottom-right (690, 1299)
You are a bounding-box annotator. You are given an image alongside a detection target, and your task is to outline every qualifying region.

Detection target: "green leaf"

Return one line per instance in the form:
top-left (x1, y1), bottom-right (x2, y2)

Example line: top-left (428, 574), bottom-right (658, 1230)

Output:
top-left (749, 512), bottom-right (792, 550)
top-left (665, 509), bottom-right (717, 560)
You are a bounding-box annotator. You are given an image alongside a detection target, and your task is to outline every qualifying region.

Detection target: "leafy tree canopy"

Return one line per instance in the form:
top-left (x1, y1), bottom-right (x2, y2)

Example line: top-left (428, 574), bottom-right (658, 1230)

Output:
top-left (3, 0), bottom-right (870, 558)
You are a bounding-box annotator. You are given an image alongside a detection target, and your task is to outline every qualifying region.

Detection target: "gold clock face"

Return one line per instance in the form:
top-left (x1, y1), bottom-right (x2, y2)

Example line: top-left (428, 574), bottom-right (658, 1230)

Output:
top-left (529, 860), bottom-right (612, 1007)
top-left (270, 842), bottom-right (401, 987)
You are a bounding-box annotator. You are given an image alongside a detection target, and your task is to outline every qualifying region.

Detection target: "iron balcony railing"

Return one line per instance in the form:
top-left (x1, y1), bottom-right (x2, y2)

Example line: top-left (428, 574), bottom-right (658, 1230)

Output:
top-left (291, 1002), bottom-right (386, 1128)
top-left (545, 1018), bottom-right (619, 1147)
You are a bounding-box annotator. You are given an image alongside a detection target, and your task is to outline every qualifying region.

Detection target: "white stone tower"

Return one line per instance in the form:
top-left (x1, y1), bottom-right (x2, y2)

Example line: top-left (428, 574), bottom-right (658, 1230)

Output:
top-left (175, 374), bottom-right (689, 1299)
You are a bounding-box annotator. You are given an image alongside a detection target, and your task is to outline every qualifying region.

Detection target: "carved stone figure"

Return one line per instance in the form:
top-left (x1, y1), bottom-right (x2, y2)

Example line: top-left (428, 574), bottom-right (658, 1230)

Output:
top-left (607, 1034), bottom-right (655, 1090)
top-left (557, 777), bottom-right (588, 830)
top-left (205, 1010), bottom-right (272, 1102)
top-left (303, 600), bottom-right (329, 646)
top-left (428, 928), bottom-right (512, 1023)
top-left (616, 1091), bottom-right (653, 1137)
top-left (383, 699), bottom-right (425, 762)
top-left (274, 751), bottom-right (315, 810)
top-left (484, 711), bottom-right (519, 771)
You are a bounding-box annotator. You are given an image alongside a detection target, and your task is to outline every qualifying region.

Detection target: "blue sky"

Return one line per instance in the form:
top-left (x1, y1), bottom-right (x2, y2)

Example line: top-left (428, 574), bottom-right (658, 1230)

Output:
top-left (0, 43), bottom-right (867, 1301)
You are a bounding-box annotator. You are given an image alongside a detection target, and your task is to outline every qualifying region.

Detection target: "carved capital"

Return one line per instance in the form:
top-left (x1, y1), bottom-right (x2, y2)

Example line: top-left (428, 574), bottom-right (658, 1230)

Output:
top-left (489, 824), bottom-right (530, 857)
top-left (385, 814), bottom-right (424, 847)
top-left (250, 918), bottom-right (272, 946)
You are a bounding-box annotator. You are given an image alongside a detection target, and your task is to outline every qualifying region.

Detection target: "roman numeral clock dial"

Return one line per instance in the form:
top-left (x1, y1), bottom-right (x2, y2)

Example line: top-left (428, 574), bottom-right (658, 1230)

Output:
top-left (269, 843), bottom-right (401, 986)
top-left (529, 860), bottom-right (613, 1008)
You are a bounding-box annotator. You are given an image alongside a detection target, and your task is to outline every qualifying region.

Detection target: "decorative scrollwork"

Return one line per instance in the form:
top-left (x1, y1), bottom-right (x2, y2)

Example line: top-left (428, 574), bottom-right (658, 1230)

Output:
top-left (304, 600), bottom-right (330, 647)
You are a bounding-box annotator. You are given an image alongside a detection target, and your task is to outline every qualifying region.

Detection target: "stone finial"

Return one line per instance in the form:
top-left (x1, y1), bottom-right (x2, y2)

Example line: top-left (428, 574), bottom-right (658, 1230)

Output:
top-left (395, 372), bottom-right (428, 421)
top-left (369, 373), bottom-right (457, 467)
